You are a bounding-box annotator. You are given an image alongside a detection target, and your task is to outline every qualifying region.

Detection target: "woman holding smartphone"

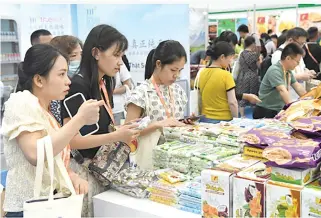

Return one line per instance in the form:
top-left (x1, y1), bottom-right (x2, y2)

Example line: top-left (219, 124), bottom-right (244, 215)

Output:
top-left (1, 44), bottom-right (101, 217)
top-left (61, 24), bottom-right (139, 217)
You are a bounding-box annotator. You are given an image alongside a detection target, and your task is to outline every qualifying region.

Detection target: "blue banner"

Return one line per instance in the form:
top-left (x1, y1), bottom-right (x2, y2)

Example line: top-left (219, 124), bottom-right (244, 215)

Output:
top-left (72, 4), bottom-right (190, 84)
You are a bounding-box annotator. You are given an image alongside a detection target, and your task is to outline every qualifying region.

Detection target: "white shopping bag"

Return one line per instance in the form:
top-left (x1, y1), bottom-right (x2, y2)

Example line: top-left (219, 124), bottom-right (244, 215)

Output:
top-left (189, 68), bottom-right (203, 116)
top-left (23, 136), bottom-right (83, 218)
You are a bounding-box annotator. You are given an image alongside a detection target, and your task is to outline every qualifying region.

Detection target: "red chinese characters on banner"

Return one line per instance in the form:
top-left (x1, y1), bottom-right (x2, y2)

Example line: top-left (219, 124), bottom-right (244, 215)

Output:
top-left (257, 17), bottom-right (266, 24)
top-left (300, 13), bottom-right (309, 21)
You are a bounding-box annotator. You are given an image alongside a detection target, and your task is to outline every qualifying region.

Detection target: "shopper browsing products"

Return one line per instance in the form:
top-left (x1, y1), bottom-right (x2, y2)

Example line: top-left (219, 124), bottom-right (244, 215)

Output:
top-left (271, 27), bottom-right (316, 101)
top-left (61, 24), bottom-right (140, 217)
top-left (126, 40), bottom-right (187, 131)
top-left (236, 36), bottom-right (261, 118)
top-left (253, 43), bottom-right (307, 119)
top-left (1, 44), bottom-right (102, 217)
top-left (198, 42), bottom-right (238, 123)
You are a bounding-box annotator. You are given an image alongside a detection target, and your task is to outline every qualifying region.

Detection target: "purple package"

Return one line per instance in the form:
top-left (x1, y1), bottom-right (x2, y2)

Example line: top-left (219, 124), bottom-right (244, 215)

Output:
top-left (240, 128), bottom-right (291, 149)
top-left (275, 101), bottom-right (298, 120)
top-left (262, 138), bottom-right (321, 169)
top-left (290, 117), bottom-right (321, 137)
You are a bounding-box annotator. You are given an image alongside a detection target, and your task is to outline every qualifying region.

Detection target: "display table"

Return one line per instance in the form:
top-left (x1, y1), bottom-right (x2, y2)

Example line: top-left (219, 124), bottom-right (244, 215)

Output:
top-left (93, 190), bottom-right (200, 218)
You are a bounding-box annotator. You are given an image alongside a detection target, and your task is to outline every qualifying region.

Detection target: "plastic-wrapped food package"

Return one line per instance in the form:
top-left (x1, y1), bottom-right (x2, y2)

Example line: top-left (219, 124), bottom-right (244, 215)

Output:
top-left (111, 168), bottom-right (157, 189)
top-left (290, 116), bottom-right (321, 137)
top-left (149, 194), bottom-right (178, 206)
top-left (240, 128), bottom-right (292, 149)
top-left (168, 145), bottom-right (213, 174)
top-left (111, 168), bottom-right (158, 198)
top-left (111, 185), bottom-right (150, 198)
top-left (148, 179), bottom-right (184, 206)
top-left (260, 119), bottom-right (293, 134)
top-left (163, 127), bottom-right (183, 140)
top-left (178, 182), bottom-right (202, 199)
top-left (136, 116), bottom-right (152, 130)
top-left (180, 134), bottom-right (217, 145)
top-left (153, 141), bottom-right (189, 169)
top-left (193, 146), bottom-right (240, 162)
top-left (262, 138), bottom-right (321, 169)
top-left (216, 134), bottom-right (242, 147)
top-left (179, 195), bottom-right (201, 209)
top-left (198, 126), bottom-right (221, 137)
top-left (177, 181), bottom-right (202, 214)
top-left (176, 204), bottom-right (201, 215)
top-left (214, 154), bottom-right (261, 173)
top-left (218, 122), bottom-right (251, 137)
top-left (156, 169), bottom-right (188, 184)
top-left (148, 179), bottom-right (184, 194)
top-left (276, 99), bottom-right (321, 122)
top-left (229, 118), bottom-right (265, 129)
top-left (190, 156), bottom-right (213, 178)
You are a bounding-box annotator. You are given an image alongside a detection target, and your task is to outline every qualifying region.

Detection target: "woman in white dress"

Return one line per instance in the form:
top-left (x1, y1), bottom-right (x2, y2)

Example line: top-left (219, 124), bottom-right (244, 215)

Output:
top-left (1, 44), bottom-right (102, 217)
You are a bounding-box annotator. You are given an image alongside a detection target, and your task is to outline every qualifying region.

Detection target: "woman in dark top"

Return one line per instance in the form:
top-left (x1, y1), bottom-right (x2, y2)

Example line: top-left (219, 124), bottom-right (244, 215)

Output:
top-left (61, 24), bottom-right (140, 217)
top-left (236, 36), bottom-right (261, 117)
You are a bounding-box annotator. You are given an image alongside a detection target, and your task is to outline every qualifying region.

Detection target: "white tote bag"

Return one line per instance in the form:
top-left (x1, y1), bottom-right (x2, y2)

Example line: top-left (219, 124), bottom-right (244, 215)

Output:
top-left (23, 136), bottom-right (83, 218)
top-left (129, 88), bottom-right (161, 170)
top-left (189, 67), bottom-right (203, 116)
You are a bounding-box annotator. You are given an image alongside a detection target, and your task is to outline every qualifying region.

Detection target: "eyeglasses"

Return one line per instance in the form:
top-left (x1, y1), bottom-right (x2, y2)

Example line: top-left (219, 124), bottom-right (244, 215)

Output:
top-left (291, 57), bottom-right (300, 65)
top-left (293, 39), bottom-right (306, 47)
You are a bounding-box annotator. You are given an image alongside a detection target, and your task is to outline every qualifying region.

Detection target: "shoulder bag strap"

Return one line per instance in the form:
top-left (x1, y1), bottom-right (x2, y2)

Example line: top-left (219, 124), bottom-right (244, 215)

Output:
top-left (44, 136), bottom-right (77, 196)
top-left (33, 137), bottom-right (45, 198)
top-left (305, 43), bottom-right (319, 65)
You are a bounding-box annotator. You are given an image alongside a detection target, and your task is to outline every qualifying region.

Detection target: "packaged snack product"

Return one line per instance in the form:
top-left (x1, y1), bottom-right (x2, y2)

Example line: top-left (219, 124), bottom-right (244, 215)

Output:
top-left (290, 116), bottom-right (321, 137)
top-left (214, 155), bottom-right (260, 173)
top-left (216, 134), bottom-right (241, 147)
top-left (301, 180), bottom-right (321, 217)
top-left (176, 204), bottom-right (201, 215)
top-left (240, 128), bottom-right (291, 149)
top-left (237, 162), bottom-right (271, 182)
top-left (233, 177), bottom-right (266, 218)
top-left (156, 169), bottom-right (188, 184)
top-left (262, 138), bottom-right (321, 169)
top-left (270, 162), bottom-right (321, 185)
top-left (201, 169), bottom-right (233, 218)
top-left (153, 141), bottom-right (189, 169)
top-left (111, 185), bottom-right (150, 198)
top-left (266, 181), bottom-right (302, 218)
top-left (178, 181), bottom-right (202, 199)
top-left (111, 168), bottom-right (157, 198)
top-left (276, 99), bottom-right (321, 122)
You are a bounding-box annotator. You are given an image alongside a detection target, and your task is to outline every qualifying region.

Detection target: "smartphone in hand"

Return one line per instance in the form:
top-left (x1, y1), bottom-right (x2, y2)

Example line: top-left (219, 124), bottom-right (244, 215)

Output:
top-left (63, 93), bottom-right (100, 137)
top-left (179, 115), bottom-right (205, 122)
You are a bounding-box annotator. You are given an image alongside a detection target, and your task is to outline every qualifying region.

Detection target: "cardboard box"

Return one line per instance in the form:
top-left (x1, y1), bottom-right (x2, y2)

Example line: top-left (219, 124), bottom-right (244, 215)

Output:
top-left (233, 162), bottom-right (271, 218)
top-left (237, 162), bottom-right (271, 182)
top-left (266, 181), bottom-right (303, 218)
top-left (201, 169), bottom-right (233, 218)
top-left (302, 179), bottom-right (321, 217)
top-left (271, 163), bottom-right (321, 186)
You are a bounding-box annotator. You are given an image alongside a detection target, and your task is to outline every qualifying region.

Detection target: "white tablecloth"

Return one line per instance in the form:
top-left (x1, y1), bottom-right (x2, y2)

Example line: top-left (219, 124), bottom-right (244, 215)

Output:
top-left (93, 190), bottom-right (200, 218)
